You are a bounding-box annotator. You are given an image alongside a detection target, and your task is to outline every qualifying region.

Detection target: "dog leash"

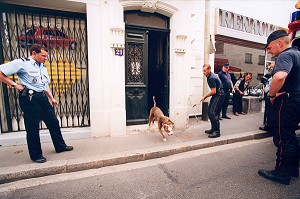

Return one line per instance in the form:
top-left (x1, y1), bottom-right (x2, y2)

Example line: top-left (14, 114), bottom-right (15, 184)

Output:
top-left (172, 101), bottom-right (201, 122)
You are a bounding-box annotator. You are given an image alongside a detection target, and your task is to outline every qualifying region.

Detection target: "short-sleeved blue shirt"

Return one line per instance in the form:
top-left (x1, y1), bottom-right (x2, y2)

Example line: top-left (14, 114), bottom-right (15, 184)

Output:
top-left (207, 72), bottom-right (223, 95)
top-left (0, 57), bottom-right (50, 92)
top-left (218, 71), bottom-right (232, 89)
top-left (273, 47), bottom-right (300, 94)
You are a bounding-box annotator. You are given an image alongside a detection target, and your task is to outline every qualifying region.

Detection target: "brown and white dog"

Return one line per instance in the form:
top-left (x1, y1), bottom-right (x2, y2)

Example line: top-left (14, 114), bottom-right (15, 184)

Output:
top-left (148, 96), bottom-right (174, 142)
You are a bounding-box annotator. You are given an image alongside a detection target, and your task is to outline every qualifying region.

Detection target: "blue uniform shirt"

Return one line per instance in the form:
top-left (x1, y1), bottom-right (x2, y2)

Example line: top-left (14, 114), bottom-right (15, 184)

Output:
top-left (273, 46), bottom-right (300, 94)
top-left (207, 72), bottom-right (223, 95)
top-left (218, 71), bottom-right (232, 90)
top-left (0, 57), bottom-right (50, 92)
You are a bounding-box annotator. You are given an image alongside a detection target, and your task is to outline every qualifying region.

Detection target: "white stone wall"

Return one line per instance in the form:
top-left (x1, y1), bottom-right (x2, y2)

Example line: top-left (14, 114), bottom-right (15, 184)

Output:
top-left (85, 0), bottom-right (204, 136)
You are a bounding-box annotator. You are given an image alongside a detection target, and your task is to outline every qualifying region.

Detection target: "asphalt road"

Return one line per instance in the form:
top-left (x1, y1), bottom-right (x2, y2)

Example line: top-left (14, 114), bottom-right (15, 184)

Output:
top-left (0, 138), bottom-right (299, 199)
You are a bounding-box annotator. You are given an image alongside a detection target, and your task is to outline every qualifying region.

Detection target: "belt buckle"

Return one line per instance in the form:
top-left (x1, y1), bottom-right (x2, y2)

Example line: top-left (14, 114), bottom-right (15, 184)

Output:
top-left (28, 90), bottom-right (34, 95)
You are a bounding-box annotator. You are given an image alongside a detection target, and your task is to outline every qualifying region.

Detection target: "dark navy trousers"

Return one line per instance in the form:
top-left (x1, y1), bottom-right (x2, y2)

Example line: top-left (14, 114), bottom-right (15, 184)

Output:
top-left (19, 90), bottom-right (67, 160)
top-left (208, 94), bottom-right (224, 131)
top-left (221, 89), bottom-right (231, 117)
top-left (269, 94), bottom-right (300, 173)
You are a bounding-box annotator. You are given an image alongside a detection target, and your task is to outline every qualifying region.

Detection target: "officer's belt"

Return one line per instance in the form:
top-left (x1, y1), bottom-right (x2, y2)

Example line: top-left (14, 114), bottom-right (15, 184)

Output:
top-left (21, 88), bottom-right (46, 96)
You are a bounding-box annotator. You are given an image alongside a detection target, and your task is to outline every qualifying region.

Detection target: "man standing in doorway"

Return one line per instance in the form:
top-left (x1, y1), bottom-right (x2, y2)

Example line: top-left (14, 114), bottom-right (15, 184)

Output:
top-left (0, 44), bottom-right (73, 163)
top-left (201, 64), bottom-right (225, 138)
top-left (258, 30), bottom-right (300, 185)
top-left (218, 63), bottom-right (235, 119)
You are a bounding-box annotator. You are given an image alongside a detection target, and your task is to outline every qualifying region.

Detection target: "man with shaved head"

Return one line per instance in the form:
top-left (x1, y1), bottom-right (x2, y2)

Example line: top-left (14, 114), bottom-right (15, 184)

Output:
top-left (258, 30), bottom-right (300, 185)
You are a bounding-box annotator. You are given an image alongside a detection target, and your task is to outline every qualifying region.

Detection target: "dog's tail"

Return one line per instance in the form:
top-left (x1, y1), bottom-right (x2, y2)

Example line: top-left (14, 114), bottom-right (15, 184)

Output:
top-left (153, 96), bottom-right (156, 107)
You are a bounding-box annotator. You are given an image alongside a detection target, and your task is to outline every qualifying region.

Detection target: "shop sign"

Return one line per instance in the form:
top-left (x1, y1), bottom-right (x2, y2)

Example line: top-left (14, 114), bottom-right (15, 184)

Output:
top-left (219, 9), bottom-right (278, 37)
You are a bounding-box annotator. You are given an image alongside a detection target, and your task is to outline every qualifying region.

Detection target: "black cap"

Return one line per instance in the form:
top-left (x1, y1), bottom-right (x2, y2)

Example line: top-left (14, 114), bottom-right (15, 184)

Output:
top-left (265, 30), bottom-right (288, 49)
top-left (223, 63), bottom-right (230, 67)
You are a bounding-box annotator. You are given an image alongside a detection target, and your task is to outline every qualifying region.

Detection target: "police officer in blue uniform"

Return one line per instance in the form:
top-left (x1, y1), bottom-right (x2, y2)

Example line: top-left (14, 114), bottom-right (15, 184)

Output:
top-left (0, 44), bottom-right (73, 163)
top-left (201, 64), bottom-right (225, 138)
top-left (218, 63), bottom-right (235, 119)
top-left (258, 30), bottom-right (300, 185)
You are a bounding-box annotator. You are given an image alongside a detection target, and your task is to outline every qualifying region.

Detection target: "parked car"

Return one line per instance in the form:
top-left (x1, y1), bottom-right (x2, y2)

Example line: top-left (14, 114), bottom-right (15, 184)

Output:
top-left (247, 83), bottom-right (264, 97)
top-left (18, 27), bottom-right (76, 49)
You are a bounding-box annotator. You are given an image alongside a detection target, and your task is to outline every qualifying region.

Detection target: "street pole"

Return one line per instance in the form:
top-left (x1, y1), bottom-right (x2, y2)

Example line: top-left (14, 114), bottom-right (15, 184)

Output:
top-left (202, 0), bottom-right (210, 121)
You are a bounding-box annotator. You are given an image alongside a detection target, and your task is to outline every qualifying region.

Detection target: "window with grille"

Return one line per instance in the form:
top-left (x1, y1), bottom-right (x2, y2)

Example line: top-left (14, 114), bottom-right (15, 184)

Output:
top-left (245, 53), bottom-right (252, 64)
top-left (258, 55), bottom-right (265, 65)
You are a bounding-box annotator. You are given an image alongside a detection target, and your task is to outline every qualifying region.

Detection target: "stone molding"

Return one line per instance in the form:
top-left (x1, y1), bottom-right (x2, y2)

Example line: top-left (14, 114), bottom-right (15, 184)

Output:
top-left (119, 0), bottom-right (178, 17)
top-left (110, 27), bottom-right (125, 49)
top-left (175, 34), bottom-right (187, 53)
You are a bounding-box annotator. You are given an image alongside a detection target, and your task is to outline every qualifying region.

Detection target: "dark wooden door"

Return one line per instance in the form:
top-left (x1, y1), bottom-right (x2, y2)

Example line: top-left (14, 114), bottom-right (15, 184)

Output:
top-left (125, 29), bottom-right (148, 125)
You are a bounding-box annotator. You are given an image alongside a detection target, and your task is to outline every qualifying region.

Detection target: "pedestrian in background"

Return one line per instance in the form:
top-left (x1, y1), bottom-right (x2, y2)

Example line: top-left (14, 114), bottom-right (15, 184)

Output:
top-left (259, 62), bottom-right (274, 131)
top-left (232, 73), bottom-right (252, 116)
top-left (201, 64), bottom-right (225, 138)
top-left (218, 63), bottom-right (235, 119)
top-left (258, 30), bottom-right (300, 185)
top-left (0, 44), bottom-right (73, 163)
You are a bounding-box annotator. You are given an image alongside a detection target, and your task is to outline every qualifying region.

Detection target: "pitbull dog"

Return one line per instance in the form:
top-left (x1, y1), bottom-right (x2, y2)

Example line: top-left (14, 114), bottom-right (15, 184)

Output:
top-left (148, 96), bottom-right (174, 142)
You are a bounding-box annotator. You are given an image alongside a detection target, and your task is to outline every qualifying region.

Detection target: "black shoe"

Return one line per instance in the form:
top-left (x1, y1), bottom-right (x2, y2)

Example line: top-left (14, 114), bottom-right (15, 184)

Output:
top-left (56, 146), bottom-right (74, 153)
top-left (205, 129), bottom-right (214, 134)
top-left (32, 156), bottom-right (47, 163)
top-left (259, 126), bottom-right (271, 131)
top-left (259, 126), bottom-right (265, 131)
top-left (258, 169), bottom-right (291, 185)
top-left (222, 115), bottom-right (231, 119)
top-left (208, 131), bottom-right (220, 138)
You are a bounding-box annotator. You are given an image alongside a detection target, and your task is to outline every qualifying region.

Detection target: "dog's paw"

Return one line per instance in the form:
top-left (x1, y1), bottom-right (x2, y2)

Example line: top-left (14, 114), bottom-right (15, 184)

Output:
top-left (162, 138), bottom-right (167, 142)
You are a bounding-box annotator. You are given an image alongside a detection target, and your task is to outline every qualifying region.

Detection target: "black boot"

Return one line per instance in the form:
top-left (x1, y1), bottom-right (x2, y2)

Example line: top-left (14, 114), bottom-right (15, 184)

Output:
top-left (289, 170), bottom-right (299, 178)
top-left (208, 130), bottom-right (220, 138)
top-left (205, 129), bottom-right (214, 134)
top-left (258, 169), bottom-right (291, 185)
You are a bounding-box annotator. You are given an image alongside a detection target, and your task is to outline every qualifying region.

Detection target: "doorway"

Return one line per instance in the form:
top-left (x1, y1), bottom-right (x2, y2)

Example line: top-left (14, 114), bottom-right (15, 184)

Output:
top-left (148, 30), bottom-right (169, 116)
top-left (124, 11), bottom-right (170, 125)
top-left (125, 27), bottom-right (169, 125)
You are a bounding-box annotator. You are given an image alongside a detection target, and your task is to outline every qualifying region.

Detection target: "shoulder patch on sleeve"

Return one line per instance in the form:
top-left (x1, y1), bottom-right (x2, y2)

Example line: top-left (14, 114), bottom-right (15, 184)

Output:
top-left (21, 58), bottom-right (30, 62)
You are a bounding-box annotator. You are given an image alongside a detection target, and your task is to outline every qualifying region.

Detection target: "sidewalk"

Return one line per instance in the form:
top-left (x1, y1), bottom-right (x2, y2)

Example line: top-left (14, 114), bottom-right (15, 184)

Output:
top-left (0, 112), bottom-right (288, 184)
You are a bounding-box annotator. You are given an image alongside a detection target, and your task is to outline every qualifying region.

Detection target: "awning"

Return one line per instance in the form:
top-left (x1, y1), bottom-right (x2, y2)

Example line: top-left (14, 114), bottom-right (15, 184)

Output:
top-left (214, 58), bottom-right (242, 73)
top-left (229, 66), bottom-right (242, 72)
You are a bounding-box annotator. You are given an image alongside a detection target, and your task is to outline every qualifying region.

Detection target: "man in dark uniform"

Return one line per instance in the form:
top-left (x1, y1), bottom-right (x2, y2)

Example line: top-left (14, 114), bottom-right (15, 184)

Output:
top-left (258, 30), bottom-right (300, 185)
top-left (201, 64), bottom-right (225, 138)
top-left (218, 63), bottom-right (235, 119)
top-left (0, 44), bottom-right (73, 163)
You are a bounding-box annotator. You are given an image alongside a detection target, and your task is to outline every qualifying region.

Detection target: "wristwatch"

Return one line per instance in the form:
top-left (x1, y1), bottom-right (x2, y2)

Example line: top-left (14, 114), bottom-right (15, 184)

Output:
top-left (11, 82), bottom-right (17, 88)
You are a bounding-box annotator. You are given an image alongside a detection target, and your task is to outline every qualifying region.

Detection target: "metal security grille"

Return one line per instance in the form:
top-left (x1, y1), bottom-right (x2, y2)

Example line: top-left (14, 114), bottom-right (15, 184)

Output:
top-left (0, 3), bottom-right (90, 132)
top-left (127, 43), bottom-right (144, 83)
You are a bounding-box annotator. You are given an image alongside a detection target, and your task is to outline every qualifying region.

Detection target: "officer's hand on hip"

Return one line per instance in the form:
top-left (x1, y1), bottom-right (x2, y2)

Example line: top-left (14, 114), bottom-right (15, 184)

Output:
top-left (13, 84), bottom-right (25, 91)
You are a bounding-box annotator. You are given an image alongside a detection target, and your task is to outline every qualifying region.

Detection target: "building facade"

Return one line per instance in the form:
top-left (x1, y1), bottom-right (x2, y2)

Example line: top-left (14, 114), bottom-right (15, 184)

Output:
top-left (0, 0), bottom-right (296, 139)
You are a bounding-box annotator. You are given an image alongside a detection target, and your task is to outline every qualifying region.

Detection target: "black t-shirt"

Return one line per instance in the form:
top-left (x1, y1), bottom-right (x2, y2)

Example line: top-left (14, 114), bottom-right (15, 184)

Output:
top-left (207, 72), bottom-right (223, 95)
top-left (274, 47), bottom-right (300, 94)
